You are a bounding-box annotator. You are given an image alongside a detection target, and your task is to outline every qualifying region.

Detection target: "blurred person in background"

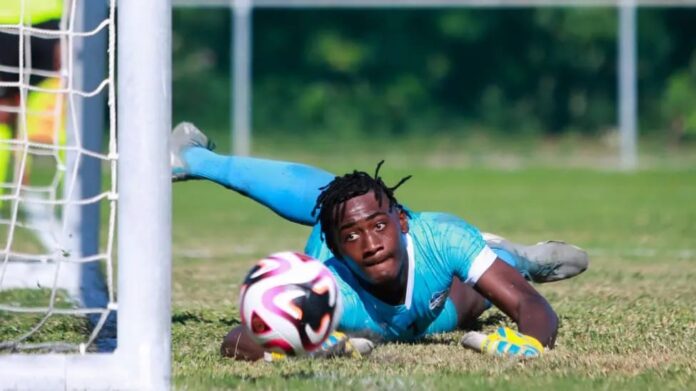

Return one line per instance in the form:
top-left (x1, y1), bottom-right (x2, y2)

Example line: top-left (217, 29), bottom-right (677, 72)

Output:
top-left (0, 0), bottom-right (65, 207)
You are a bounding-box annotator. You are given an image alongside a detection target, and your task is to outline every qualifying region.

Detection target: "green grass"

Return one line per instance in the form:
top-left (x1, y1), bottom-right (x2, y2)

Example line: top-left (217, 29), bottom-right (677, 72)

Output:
top-left (0, 289), bottom-right (90, 351)
top-left (1, 137), bottom-right (695, 389)
top-left (170, 161), bottom-right (696, 390)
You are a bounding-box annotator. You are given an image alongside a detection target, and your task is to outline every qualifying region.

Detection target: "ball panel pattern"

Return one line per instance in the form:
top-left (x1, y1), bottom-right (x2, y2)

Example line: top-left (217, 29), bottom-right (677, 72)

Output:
top-left (240, 252), bottom-right (342, 355)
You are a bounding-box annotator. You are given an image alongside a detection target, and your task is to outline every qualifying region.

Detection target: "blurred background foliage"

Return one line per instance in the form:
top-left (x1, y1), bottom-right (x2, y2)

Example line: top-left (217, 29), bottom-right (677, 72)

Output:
top-left (172, 7), bottom-right (696, 142)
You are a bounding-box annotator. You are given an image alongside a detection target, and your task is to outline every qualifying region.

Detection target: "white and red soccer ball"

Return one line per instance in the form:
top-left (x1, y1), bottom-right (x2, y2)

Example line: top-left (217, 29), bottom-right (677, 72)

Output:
top-left (239, 251), bottom-right (342, 355)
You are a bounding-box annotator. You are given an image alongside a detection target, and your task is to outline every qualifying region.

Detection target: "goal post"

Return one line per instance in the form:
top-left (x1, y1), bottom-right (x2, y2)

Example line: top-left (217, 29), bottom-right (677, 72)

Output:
top-left (115, 0), bottom-right (173, 387)
top-left (0, 0), bottom-right (172, 388)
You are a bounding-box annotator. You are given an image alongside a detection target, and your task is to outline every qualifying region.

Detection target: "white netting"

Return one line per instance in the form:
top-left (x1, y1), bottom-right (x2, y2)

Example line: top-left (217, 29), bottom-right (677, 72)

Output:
top-left (0, 0), bottom-right (117, 353)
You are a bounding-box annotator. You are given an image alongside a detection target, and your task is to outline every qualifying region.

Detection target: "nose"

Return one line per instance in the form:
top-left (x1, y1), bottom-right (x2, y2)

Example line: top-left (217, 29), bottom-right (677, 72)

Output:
top-left (362, 232), bottom-right (382, 258)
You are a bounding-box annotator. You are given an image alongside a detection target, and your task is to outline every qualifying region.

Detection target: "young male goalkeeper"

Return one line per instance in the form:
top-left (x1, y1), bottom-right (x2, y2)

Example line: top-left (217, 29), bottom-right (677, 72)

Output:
top-left (170, 122), bottom-right (589, 361)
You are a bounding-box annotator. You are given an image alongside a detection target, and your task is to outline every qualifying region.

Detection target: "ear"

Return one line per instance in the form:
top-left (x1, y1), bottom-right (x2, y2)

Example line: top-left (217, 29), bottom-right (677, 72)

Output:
top-left (398, 210), bottom-right (409, 234)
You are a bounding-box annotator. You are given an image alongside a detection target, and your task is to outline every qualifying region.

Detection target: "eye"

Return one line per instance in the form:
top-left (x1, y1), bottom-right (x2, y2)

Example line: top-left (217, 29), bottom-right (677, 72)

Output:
top-left (375, 222), bottom-right (387, 231)
top-left (344, 232), bottom-right (359, 242)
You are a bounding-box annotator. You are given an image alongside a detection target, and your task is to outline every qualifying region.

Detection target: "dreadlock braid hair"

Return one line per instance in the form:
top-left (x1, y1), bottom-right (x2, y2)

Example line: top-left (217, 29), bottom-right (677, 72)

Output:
top-left (311, 161), bottom-right (412, 258)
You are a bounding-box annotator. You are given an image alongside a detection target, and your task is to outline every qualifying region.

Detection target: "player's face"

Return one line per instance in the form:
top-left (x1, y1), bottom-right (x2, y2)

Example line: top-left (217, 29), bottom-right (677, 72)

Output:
top-left (333, 191), bottom-right (409, 286)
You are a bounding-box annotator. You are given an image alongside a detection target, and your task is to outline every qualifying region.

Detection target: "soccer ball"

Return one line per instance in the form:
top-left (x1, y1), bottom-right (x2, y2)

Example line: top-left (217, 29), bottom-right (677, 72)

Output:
top-left (239, 251), bottom-right (342, 355)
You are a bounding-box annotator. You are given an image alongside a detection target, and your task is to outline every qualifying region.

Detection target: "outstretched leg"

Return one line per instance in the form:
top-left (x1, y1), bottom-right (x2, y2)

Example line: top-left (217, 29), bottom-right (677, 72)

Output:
top-left (171, 122), bottom-right (334, 225)
top-left (483, 233), bottom-right (589, 283)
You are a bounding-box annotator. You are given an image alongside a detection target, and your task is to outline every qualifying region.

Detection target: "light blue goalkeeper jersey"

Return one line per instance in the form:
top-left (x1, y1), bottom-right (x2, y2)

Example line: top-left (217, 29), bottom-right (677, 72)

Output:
top-left (304, 211), bottom-right (498, 341)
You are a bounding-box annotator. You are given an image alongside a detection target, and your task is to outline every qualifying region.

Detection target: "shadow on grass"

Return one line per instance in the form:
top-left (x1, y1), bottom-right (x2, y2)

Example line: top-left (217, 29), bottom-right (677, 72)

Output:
top-left (172, 309), bottom-right (239, 326)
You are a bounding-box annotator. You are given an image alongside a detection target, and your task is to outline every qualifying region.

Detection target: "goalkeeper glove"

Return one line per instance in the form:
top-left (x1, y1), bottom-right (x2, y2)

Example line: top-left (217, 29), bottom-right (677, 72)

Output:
top-left (309, 331), bottom-right (375, 359)
top-left (461, 326), bottom-right (544, 359)
top-left (263, 331), bottom-right (375, 362)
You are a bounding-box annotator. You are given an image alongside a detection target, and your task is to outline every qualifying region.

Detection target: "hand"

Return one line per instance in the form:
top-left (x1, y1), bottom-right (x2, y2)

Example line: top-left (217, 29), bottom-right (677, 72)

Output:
top-left (310, 331), bottom-right (375, 359)
top-left (264, 331), bottom-right (375, 362)
top-left (461, 326), bottom-right (543, 358)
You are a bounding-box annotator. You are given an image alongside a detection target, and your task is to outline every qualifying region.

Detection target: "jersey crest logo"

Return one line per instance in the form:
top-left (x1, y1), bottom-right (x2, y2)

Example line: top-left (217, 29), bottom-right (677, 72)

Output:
top-left (429, 289), bottom-right (449, 311)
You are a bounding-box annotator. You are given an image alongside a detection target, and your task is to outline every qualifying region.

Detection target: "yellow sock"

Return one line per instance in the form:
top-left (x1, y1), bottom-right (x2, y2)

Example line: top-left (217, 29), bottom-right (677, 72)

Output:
top-left (0, 123), bottom-right (12, 210)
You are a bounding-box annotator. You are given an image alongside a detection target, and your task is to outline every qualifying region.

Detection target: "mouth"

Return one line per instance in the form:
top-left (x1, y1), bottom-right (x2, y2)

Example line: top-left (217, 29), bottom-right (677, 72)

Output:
top-left (363, 256), bottom-right (390, 268)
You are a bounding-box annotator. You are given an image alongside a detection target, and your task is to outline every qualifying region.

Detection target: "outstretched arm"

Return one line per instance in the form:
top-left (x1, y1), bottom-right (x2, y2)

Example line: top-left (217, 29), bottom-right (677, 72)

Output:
top-left (474, 259), bottom-right (558, 347)
top-left (221, 325), bottom-right (376, 361)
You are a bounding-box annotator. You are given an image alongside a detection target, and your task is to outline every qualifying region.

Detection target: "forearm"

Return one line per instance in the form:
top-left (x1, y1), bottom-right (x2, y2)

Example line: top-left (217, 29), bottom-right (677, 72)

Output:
top-left (474, 259), bottom-right (559, 348)
top-left (515, 296), bottom-right (558, 348)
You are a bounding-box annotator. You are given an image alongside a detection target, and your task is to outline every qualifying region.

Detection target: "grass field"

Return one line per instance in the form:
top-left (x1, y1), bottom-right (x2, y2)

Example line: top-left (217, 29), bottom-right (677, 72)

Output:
top-left (1, 137), bottom-right (695, 389)
top-left (170, 142), bottom-right (696, 390)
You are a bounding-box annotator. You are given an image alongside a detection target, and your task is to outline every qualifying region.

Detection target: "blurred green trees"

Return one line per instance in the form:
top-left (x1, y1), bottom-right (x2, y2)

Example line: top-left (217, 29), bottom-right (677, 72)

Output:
top-left (172, 7), bottom-right (696, 139)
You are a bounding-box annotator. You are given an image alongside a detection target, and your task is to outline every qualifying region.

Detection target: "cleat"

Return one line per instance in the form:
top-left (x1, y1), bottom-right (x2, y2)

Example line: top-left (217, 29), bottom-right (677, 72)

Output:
top-left (483, 233), bottom-right (589, 283)
top-left (170, 122), bottom-right (215, 181)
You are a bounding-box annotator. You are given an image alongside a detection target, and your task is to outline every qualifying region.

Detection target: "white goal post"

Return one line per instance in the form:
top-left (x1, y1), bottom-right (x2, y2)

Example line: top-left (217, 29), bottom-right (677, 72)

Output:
top-left (0, 0), bottom-right (172, 389)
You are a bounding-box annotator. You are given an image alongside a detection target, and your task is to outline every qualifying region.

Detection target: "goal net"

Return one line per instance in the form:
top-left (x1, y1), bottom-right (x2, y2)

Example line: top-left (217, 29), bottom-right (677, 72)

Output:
top-left (0, 0), bottom-right (171, 389)
top-left (0, 0), bottom-right (116, 354)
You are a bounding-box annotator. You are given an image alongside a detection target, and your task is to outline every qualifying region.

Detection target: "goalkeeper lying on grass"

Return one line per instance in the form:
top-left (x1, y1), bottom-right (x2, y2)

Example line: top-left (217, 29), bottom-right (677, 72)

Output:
top-left (170, 123), bottom-right (589, 361)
